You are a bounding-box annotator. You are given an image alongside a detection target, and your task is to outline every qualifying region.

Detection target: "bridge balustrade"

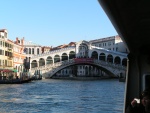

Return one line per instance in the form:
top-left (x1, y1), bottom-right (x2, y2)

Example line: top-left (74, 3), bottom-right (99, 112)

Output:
top-left (94, 59), bottom-right (126, 70)
top-left (30, 58), bottom-right (126, 78)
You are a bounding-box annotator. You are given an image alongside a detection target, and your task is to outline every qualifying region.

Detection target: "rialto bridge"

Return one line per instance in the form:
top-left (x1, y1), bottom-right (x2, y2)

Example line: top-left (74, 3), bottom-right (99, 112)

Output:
top-left (29, 41), bottom-right (127, 78)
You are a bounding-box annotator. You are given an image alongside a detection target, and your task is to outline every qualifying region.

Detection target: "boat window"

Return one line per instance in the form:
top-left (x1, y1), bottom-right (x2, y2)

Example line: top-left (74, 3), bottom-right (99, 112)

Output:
top-left (143, 74), bottom-right (150, 90)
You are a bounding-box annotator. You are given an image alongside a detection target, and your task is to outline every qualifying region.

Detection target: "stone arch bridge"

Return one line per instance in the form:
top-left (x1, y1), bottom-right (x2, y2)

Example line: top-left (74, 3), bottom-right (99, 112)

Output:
top-left (30, 58), bottom-right (126, 78)
top-left (29, 44), bottom-right (127, 78)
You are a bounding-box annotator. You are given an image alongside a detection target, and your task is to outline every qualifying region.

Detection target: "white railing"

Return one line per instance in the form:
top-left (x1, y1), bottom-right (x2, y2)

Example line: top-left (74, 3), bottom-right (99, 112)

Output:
top-left (30, 59), bottom-right (126, 78)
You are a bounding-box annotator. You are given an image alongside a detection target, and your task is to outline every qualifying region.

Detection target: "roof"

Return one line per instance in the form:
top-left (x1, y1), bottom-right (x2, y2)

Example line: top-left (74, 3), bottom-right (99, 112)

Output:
top-left (0, 29), bottom-right (7, 32)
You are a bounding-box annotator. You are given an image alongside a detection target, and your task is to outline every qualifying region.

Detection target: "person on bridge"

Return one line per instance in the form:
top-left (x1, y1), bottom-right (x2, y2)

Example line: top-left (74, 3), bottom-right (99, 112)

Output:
top-left (126, 88), bottom-right (150, 113)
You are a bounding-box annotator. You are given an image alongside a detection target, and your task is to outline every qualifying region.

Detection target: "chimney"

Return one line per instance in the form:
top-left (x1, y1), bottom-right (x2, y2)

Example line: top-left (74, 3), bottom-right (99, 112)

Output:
top-left (16, 37), bottom-right (18, 44)
top-left (21, 37), bottom-right (24, 46)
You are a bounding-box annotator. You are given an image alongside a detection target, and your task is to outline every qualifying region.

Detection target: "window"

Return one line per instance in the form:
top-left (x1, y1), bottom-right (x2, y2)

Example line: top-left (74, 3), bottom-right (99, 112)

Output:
top-left (37, 48), bottom-right (39, 54)
top-left (116, 47), bottom-right (118, 51)
top-left (4, 32), bottom-right (7, 38)
top-left (29, 48), bottom-right (31, 54)
top-left (108, 42), bottom-right (111, 46)
top-left (0, 49), bottom-right (3, 55)
top-left (5, 60), bottom-right (7, 66)
top-left (0, 41), bottom-right (2, 46)
top-left (32, 48), bottom-right (34, 54)
top-left (80, 66), bottom-right (82, 69)
top-left (26, 48), bottom-right (28, 54)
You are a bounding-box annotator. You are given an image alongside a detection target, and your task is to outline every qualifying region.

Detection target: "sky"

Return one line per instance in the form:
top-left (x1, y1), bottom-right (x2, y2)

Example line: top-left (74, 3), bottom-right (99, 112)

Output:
top-left (1, 0), bottom-right (117, 47)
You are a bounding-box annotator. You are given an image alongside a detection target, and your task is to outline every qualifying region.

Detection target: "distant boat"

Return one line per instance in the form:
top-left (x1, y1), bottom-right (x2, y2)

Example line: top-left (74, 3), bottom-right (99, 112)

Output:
top-left (0, 71), bottom-right (33, 84)
top-left (0, 78), bottom-right (32, 84)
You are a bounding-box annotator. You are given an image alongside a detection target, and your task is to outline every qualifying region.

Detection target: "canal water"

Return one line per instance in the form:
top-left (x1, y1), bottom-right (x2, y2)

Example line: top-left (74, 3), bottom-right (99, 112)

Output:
top-left (0, 79), bottom-right (125, 113)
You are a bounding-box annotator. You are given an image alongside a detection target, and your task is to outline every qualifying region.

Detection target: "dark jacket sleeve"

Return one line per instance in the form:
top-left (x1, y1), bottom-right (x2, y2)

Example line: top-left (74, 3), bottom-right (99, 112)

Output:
top-left (125, 104), bottom-right (139, 113)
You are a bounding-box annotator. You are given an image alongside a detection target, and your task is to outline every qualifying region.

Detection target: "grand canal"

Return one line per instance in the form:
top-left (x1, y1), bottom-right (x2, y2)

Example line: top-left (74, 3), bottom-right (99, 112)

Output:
top-left (0, 79), bottom-right (125, 113)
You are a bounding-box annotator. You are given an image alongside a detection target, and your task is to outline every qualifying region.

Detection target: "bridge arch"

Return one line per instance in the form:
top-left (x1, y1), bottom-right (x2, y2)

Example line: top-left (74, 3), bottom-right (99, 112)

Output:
top-left (62, 53), bottom-right (68, 61)
top-left (107, 54), bottom-right (113, 63)
top-left (91, 51), bottom-right (98, 59)
top-left (46, 56), bottom-right (53, 64)
top-left (99, 53), bottom-right (106, 61)
top-left (69, 51), bottom-right (75, 59)
top-left (31, 60), bottom-right (38, 68)
top-left (39, 58), bottom-right (45, 66)
top-left (54, 55), bottom-right (60, 63)
top-left (114, 56), bottom-right (121, 64)
top-left (47, 62), bottom-right (117, 78)
top-left (29, 42), bottom-right (127, 78)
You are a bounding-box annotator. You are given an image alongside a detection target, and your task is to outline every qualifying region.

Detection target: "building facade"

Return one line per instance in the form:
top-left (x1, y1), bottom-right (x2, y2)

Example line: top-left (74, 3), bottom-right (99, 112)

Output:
top-left (13, 37), bottom-right (26, 74)
top-left (89, 35), bottom-right (128, 53)
top-left (23, 40), bottom-right (42, 57)
top-left (0, 29), bottom-right (13, 70)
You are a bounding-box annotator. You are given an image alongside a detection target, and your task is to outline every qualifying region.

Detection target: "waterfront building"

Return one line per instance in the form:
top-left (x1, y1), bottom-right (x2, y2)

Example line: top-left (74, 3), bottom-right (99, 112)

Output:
top-left (0, 29), bottom-right (13, 70)
top-left (23, 40), bottom-right (42, 57)
top-left (13, 37), bottom-right (26, 74)
top-left (89, 35), bottom-right (128, 53)
top-left (23, 39), bottom-right (43, 71)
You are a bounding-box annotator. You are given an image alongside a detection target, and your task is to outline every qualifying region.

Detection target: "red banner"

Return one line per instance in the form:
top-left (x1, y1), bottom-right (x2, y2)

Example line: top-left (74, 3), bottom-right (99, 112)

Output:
top-left (74, 58), bottom-right (94, 63)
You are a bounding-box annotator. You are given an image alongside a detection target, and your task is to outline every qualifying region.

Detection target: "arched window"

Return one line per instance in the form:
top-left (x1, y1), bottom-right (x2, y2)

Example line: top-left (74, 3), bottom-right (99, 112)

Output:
top-left (32, 48), bottom-right (34, 54)
top-left (91, 51), bottom-right (98, 59)
top-left (37, 48), bottom-right (39, 54)
top-left (29, 48), bottom-right (31, 54)
top-left (62, 53), bottom-right (68, 61)
top-left (99, 53), bottom-right (106, 61)
top-left (114, 56), bottom-right (121, 64)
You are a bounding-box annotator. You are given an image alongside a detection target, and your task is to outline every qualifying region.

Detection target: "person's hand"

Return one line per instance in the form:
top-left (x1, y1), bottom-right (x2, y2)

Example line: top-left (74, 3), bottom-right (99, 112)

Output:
top-left (131, 98), bottom-right (138, 107)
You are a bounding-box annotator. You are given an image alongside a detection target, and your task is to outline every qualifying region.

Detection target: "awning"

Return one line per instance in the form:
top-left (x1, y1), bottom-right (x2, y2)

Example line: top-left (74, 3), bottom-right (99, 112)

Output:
top-left (12, 69), bottom-right (18, 72)
top-left (1, 69), bottom-right (12, 72)
top-left (0, 69), bottom-right (17, 72)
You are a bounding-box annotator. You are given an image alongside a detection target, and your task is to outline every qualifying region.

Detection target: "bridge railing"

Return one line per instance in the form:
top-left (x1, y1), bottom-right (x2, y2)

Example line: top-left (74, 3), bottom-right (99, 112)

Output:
top-left (30, 59), bottom-right (126, 76)
top-left (93, 59), bottom-right (126, 70)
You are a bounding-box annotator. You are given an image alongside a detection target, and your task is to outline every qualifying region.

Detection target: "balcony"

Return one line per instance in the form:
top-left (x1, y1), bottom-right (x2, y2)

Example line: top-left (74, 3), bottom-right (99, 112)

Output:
top-left (8, 48), bottom-right (12, 51)
top-left (7, 56), bottom-right (13, 60)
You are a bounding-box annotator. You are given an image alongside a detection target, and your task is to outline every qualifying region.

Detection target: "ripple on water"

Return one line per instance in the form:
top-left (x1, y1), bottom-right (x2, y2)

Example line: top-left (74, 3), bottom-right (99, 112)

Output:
top-left (0, 79), bottom-right (125, 113)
